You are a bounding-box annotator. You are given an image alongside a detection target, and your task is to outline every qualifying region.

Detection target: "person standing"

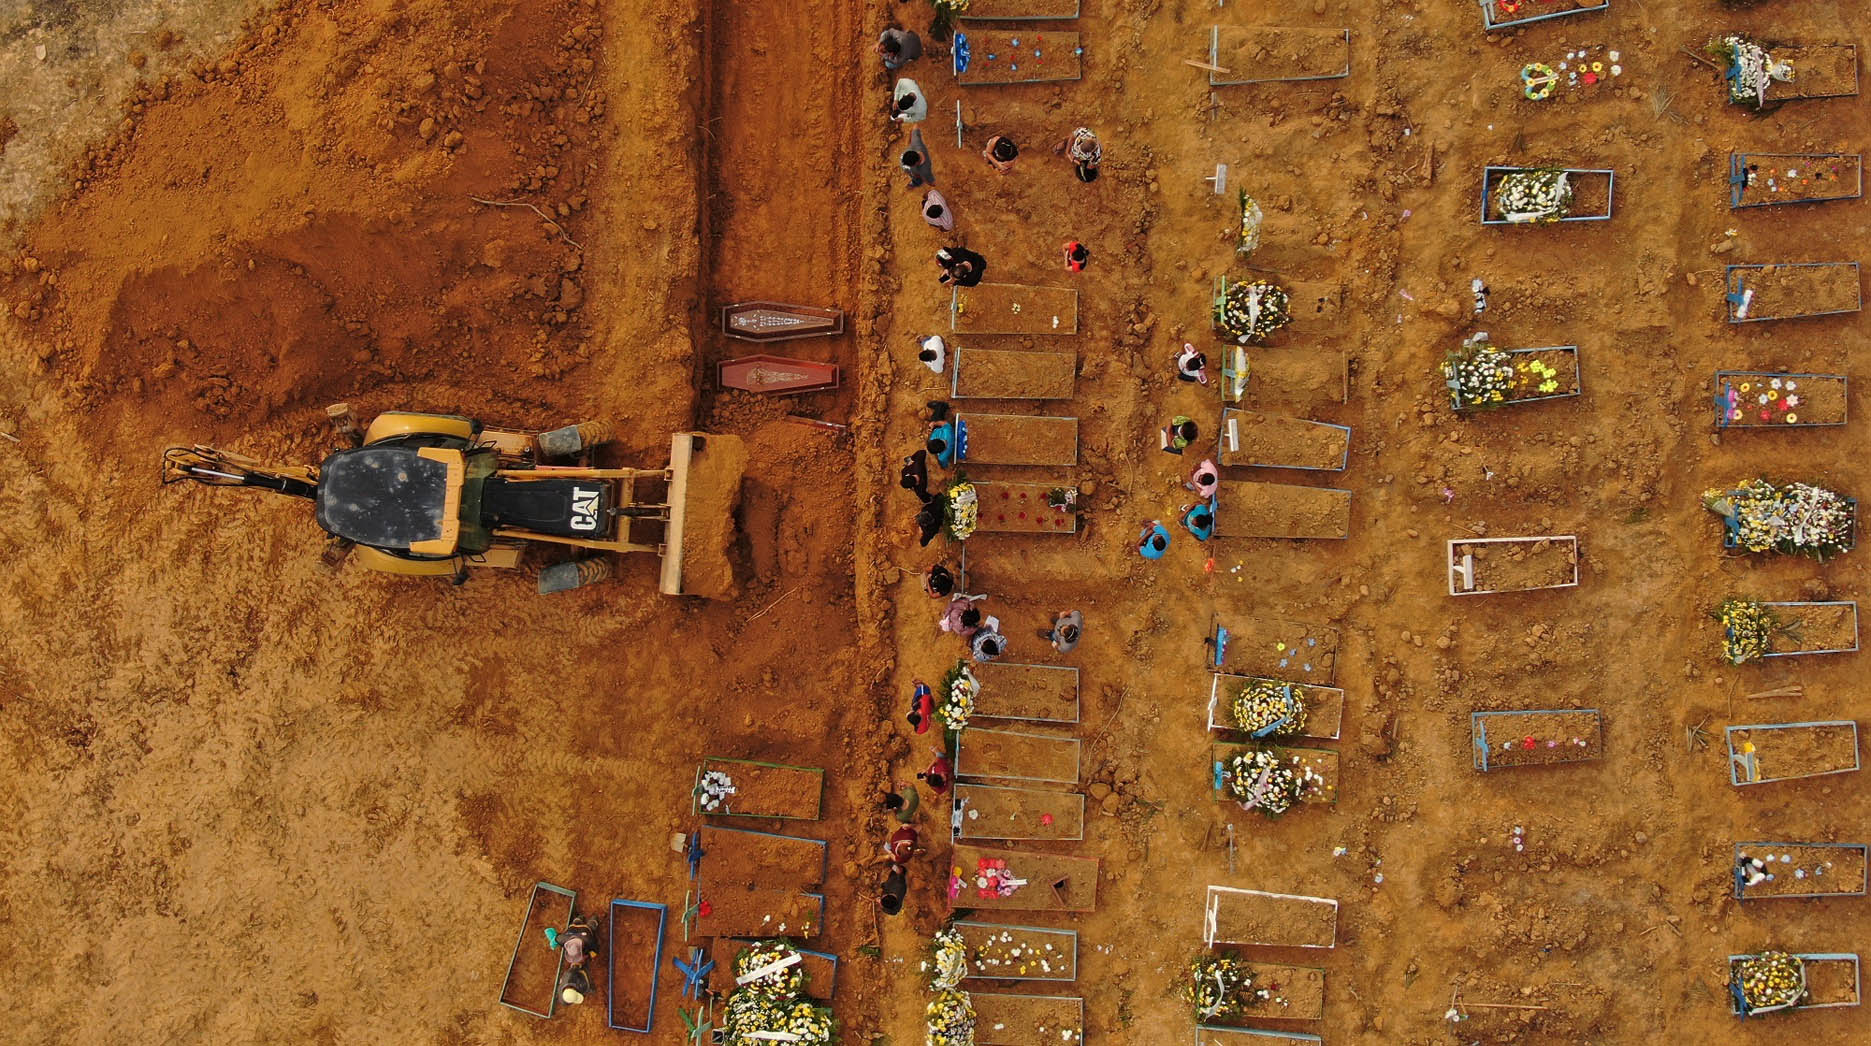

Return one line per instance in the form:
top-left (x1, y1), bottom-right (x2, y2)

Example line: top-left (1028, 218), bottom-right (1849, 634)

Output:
top-left (901, 129), bottom-right (935, 188)
top-left (921, 189), bottom-right (955, 231)
top-left (1041, 610), bottom-right (1083, 653)
top-left (1186, 458), bottom-right (1219, 500)
top-left (917, 333), bottom-right (947, 372)
top-left (892, 78), bottom-right (927, 123)
top-left (1137, 520), bottom-right (1171, 560)
top-left (878, 27), bottom-right (922, 70)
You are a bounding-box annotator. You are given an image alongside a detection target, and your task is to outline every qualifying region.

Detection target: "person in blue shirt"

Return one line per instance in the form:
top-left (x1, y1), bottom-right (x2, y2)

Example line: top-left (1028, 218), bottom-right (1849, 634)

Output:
top-left (1181, 500), bottom-right (1215, 541)
top-left (1137, 520), bottom-right (1171, 560)
top-left (926, 420), bottom-right (957, 467)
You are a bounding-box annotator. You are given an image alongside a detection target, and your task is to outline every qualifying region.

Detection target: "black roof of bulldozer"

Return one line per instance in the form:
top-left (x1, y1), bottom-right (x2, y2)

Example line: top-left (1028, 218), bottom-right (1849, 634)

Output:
top-left (315, 445), bottom-right (449, 551)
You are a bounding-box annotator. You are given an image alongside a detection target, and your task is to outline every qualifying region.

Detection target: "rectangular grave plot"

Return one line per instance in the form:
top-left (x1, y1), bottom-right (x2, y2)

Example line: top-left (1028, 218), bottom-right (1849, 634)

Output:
top-left (953, 347), bottom-right (1076, 400)
top-left (696, 757), bottom-right (824, 820)
top-left (952, 284), bottom-right (1079, 334)
top-left (1471, 709), bottom-right (1603, 771)
top-left (974, 662), bottom-right (1081, 723)
top-left (956, 413), bottom-right (1080, 466)
top-left (1203, 885), bottom-right (1338, 948)
top-left (952, 845), bottom-right (1100, 912)
top-left (1212, 743), bottom-right (1339, 804)
top-left (1209, 27), bottom-right (1350, 84)
top-left (1482, 167), bottom-right (1614, 223)
top-left (1194, 1030), bottom-right (1323, 1046)
top-left (1220, 410), bottom-right (1351, 471)
top-left (696, 888), bottom-right (825, 939)
top-left (709, 940), bottom-right (839, 1001)
top-left (699, 826), bottom-right (828, 890)
top-left (1763, 601), bottom-right (1860, 656)
top-left (972, 993), bottom-right (1084, 1045)
top-left (1213, 617), bottom-right (1340, 684)
top-left (1775, 44), bottom-right (1860, 101)
top-left (1215, 480), bottom-right (1351, 539)
top-left (1727, 721), bottom-right (1861, 784)
top-left (957, 727), bottom-right (1082, 784)
top-left (1730, 953), bottom-right (1861, 1014)
top-left (1481, 0), bottom-right (1607, 30)
top-left (1207, 674), bottom-right (1344, 741)
top-left (961, 0), bottom-right (1081, 19)
top-left (1715, 372), bottom-right (1847, 428)
top-left (971, 482), bottom-right (1080, 535)
top-left (1726, 262), bottom-right (1863, 322)
top-left (1232, 349), bottom-right (1350, 408)
top-left (1731, 153), bottom-right (1863, 208)
top-left (1282, 281), bottom-right (1344, 333)
top-left (605, 900), bottom-right (667, 1033)
top-left (955, 922), bottom-right (1079, 981)
top-left (954, 29), bottom-right (1083, 85)
top-left (499, 882), bottom-right (575, 1018)
top-left (1449, 536), bottom-right (1580, 595)
top-left (955, 784), bottom-right (1085, 841)
top-left (1234, 961), bottom-right (1327, 1022)
top-left (1733, 842), bottom-right (1869, 900)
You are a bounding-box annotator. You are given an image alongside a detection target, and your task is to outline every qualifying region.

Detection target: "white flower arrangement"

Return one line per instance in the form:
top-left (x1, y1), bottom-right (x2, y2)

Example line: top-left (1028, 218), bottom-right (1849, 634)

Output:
top-left (1231, 679), bottom-right (1308, 736)
top-left (1719, 34), bottom-right (1794, 108)
top-left (1441, 336), bottom-right (1516, 410)
top-left (1222, 750), bottom-right (1307, 817)
top-left (931, 928), bottom-right (969, 990)
top-left (1493, 168), bottom-right (1573, 223)
top-left (734, 939), bottom-right (806, 999)
top-left (1703, 479), bottom-right (1855, 559)
top-left (722, 989), bottom-right (834, 1045)
top-left (937, 662), bottom-right (979, 731)
top-left (946, 482), bottom-right (979, 541)
top-left (1235, 190), bottom-right (1264, 255)
top-left (697, 769), bottom-right (737, 812)
top-left (1215, 280), bottom-right (1292, 344)
top-left (926, 988), bottom-right (977, 1046)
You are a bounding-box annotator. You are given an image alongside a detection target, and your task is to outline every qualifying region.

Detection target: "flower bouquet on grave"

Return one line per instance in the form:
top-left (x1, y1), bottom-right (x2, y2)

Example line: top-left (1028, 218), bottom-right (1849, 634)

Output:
top-left (1716, 598), bottom-right (1777, 664)
top-left (929, 927), bottom-right (969, 990)
top-left (938, 661), bottom-right (979, 732)
top-left (1235, 190), bottom-right (1264, 255)
top-left (1441, 336), bottom-right (1516, 410)
top-left (946, 481), bottom-right (980, 540)
top-left (734, 939), bottom-right (806, 999)
top-left (1181, 952), bottom-right (1254, 1022)
top-left (1231, 678), bottom-right (1309, 737)
top-left (722, 989), bottom-right (835, 1046)
top-left (1493, 167), bottom-right (1574, 222)
top-left (1221, 749), bottom-right (1307, 817)
top-left (1736, 951), bottom-right (1807, 1012)
top-left (1710, 34), bottom-right (1794, 108)
top-left (1215, 280), bottom-right (1292, 345)
top-left (696, 768), bottom-right (737, 812)
top-left (1703, 479), bottom-right (1855, 559)
top-left (926, 988), bottom-right (978, 1046)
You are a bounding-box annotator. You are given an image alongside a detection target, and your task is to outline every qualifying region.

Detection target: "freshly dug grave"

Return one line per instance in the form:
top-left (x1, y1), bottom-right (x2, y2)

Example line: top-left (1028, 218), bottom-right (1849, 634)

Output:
top-left (1772, 44), bottom-right (1860, 100)
top-left (957, 412), bottom-right (1079, 466)
top-left (1733, 723), bottom-right (1859, 780)
top-left (956, 922), bottom-right (1078, 981)
top-left (1215, 479), bottom-right (1350, 539)
top-left (954, 783), bottom-right (1085, 840)
top-left (698, 757), bottom-right (824, 820)
top-left (970, 992), bottom-right (1083, 1046)
top-left (973, 661), bottom-right (1080, 722)
top-left (1731, 262), bottom-right (1862, 320)
top-left (1474, 710), bottom-right (1603, 769)
top-left (952, 283), bottom-right (1078, 335)
top-left (1214, 617), bottom-right (1340, 684)
top-left (1211, 27), bottom-right (1348, 83)
top-left (1734, 843), bottom-right (1867, 898)
top-left (1207, 888), bottom-right (1337, 949)
top-left (1772, 601), bottom-right (1859, 654)
top-left (957, 727), bottom-right (1082, 784)
top-left (1733, 154), bottom-right (1862, 206)
top-left (954, 347), bottom-right (1076, 400)
top-left (1220, 410), bottom-right (1348, 470)
top-left (1234, 960), bottom-right (1326, 1021)
top-left (499, 886), bottom-right (572, 1013)
top-left (1454, 536), bottom-right (1579, 593)
top-left (1239, 350), bottom-right (1348, 408)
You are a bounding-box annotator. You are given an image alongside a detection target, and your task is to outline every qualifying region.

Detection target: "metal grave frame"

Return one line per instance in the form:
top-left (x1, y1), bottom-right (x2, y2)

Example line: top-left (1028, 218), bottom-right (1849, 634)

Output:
top-left (1731, 842), bottom-right (1869, 900)
top-left (1481, 166), bottom-right (1615, 224)
top-left (606, 898), bottom-right (669, 1033)
top-left (1714, 371), bottom-right (1848, 428)
top-left (1725, 262), bottom-right (1863, 323)
top-left (1730, 153), bottom-right (1864, 208)
top-left (1727, 720), bottom-right (1862, 785)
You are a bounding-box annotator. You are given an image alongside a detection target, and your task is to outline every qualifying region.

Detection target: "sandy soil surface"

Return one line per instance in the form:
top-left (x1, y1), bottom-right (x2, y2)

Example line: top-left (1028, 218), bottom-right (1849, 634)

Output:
top-left (6, 0), bottom-right (1871, 1044)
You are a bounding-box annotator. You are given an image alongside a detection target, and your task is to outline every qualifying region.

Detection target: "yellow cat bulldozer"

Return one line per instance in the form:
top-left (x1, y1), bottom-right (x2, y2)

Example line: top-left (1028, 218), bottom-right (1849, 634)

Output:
top-left (162, 406), bottom-right (743, 595)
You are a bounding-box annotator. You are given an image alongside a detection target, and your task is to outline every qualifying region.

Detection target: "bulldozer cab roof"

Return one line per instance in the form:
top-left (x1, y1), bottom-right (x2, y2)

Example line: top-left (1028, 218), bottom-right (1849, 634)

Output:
top-left (316, 444), bottom-right (463, 554)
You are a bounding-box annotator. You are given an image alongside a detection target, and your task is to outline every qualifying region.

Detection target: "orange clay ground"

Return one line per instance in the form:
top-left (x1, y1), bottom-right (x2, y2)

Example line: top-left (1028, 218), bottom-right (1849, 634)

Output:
top-left (3, 0), bottom-right (1871, 1044)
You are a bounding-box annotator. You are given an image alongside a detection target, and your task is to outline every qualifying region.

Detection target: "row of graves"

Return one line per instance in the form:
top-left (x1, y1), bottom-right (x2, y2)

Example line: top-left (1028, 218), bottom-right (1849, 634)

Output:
top-left (1453, 7), bottom-right (1868, 1023)
top-left (490, 756), bottom-right (840, 1041)
top-left (1707, 20), bottom-right (1866, 1022)
top-left (1172, 18), bottom-right (1369, 1045)
top-left (927, 8), bottom-right (1094, 1044)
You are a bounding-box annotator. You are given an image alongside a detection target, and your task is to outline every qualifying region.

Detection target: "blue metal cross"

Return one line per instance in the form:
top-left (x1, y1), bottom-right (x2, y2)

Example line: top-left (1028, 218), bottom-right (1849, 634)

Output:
top-left (674, 947), bottom-right (715, 998)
